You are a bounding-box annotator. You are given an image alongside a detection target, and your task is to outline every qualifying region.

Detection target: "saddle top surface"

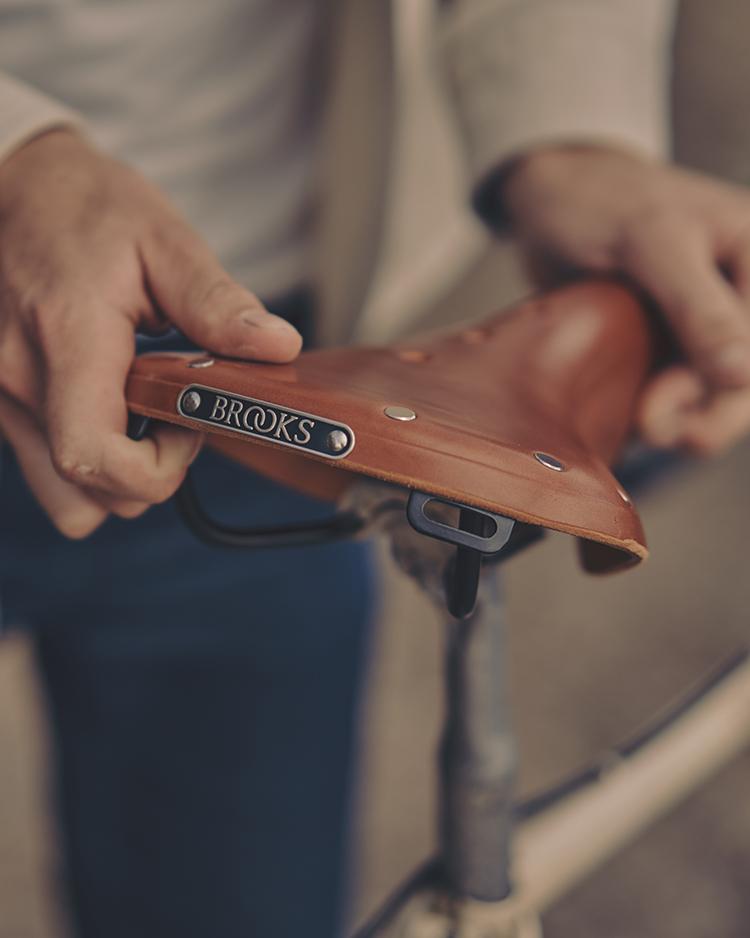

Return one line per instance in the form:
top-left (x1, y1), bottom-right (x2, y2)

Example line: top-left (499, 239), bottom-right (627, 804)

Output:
top-left (126, 280), bottom-right (654, 573)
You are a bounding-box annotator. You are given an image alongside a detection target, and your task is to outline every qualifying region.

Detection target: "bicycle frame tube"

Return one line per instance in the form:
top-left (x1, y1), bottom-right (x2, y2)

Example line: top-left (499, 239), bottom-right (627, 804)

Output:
top-left (360, 643), bottom-right (750, 938)
top-left (438, 568), bottom-right (517, 901)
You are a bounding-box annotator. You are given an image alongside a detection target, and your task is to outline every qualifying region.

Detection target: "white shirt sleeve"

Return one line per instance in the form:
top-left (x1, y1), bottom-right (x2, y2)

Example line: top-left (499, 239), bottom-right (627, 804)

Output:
top-left (441, 0), bottom-right (679, 217)
top-left (0, 71), bottom-right (86, 165)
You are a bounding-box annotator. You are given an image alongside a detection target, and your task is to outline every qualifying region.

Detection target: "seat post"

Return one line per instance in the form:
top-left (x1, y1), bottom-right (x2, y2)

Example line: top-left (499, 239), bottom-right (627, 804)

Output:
top-left (438, 565), bottom-right (518, 902)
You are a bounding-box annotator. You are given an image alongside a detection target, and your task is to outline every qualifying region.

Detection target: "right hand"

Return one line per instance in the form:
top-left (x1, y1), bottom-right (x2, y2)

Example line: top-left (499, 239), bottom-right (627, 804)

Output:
top-left (502, 145), bottom-right (750, 455)
top-left (0, 129), bottom-right (302, 537)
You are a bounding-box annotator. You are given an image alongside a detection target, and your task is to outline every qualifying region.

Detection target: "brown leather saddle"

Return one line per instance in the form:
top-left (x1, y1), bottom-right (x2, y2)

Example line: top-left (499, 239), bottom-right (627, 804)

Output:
top-left (126, 279), bottom-right (653, 608)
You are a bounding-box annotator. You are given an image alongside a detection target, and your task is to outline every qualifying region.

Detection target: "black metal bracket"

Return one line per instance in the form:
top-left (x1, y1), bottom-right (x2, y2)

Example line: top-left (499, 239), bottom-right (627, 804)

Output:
top-left (126, 412), bottom-right (152, 442)
top-left (127, 413), bottom-right (524, 610)
top-left (406, 491), bottom-right (515, 553)
top-left (174, 469), bottom-right (364, 550)
top-left (406, 491), bottom-right (515, 619)
top-left (126, 412), bottom-right (364, 550)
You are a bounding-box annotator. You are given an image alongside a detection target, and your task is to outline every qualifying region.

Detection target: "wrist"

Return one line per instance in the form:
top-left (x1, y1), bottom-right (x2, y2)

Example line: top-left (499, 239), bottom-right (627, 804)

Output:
top-left (502, 145), bottom-right (649, 221)
top-left (0, 129), bottom-right (93, 210)
top-left (474, 144), bottom-right (646, 235)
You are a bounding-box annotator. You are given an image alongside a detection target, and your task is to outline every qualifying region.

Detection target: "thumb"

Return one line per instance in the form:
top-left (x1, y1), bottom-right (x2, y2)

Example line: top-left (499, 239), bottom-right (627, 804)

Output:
top-left (625, 225), bottom-right (750, 388)
top-left (142, 220), bottom-right (303, 362)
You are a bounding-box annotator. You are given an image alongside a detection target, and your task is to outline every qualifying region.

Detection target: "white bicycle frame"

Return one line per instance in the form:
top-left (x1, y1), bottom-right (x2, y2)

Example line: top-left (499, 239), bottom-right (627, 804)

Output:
top-left (346, 482), bottom-right (750, 938)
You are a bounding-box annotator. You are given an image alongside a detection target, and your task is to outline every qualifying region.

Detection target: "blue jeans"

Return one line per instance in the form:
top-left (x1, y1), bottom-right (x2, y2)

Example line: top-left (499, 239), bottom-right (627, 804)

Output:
top-left (0, 446), bottom-right (372, 938)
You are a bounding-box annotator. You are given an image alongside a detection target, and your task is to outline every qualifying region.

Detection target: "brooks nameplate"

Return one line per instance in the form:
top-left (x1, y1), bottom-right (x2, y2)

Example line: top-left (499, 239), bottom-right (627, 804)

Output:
top-left (176, 385), bottom-right (355, 459)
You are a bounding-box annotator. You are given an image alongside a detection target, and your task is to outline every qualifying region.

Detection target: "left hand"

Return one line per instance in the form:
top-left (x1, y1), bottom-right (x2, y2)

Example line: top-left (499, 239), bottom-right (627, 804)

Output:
top-left (501, 145), bottom-right (750, 455)
top-left (0, 130), bottom-right (303, 538)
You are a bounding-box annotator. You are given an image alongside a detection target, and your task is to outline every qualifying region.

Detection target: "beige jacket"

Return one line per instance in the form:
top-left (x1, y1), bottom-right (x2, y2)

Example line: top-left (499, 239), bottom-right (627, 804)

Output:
top-left (307, 0), bottom-right (678, 344)
top-left (0, 0), bottom-right (677, 343)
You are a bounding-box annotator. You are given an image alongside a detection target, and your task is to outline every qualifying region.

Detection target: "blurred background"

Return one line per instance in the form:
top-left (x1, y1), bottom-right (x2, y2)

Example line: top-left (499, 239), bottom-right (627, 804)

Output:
top-left (4, 0), bottom-right (750, 935)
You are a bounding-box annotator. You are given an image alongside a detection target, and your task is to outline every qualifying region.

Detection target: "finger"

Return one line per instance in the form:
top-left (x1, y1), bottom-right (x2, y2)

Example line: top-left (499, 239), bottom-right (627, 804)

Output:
top-left (677, 385), bottom-right (750, 454)
top-left (725, 226), bottom-right (750, 303)
top-left (622, 221), bottom-right (750, 387)
top-left (44, 310), bottom-right (204, 501)
top-left (102, 498), bottom-right (151, 519)
top-left (0, 315), bottom-right (46, 415)
top-left (0, 394), bottom-right (109, 538)
top-left (637, 366), bottom-right (704, 447)
top-left (0, 390), bottom-right (154, 529)
top-left (79, 423), bottom-right (201, 518)
top-left (141, 219), bottom-right (303, 363)
top-left (638, 365), bottom-right (750, 455)
top-left (80, 487), bottom-right (152, 520)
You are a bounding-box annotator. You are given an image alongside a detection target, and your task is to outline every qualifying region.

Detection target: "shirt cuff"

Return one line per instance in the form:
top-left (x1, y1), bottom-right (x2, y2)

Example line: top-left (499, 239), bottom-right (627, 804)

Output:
top-left (0, 72), bottom-right (86, 166)
top-left (441, 0), bottom-right (678, 228)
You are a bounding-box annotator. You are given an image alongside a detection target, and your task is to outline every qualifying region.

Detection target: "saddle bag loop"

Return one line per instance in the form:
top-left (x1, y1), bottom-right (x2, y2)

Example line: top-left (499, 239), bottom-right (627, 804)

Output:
top-left (406, 491), bottom-right (515, 619)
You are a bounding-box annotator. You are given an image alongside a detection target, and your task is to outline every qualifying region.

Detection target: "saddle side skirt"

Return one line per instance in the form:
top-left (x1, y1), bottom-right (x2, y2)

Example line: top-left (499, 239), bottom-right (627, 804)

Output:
top-left (126, 281), bottom-right (653, 573)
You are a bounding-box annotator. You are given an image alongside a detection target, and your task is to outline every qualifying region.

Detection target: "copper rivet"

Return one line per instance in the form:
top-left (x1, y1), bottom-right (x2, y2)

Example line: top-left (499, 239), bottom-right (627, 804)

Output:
top-left (534, 452), bottom-right (564, 471)
top-left (181, 391), bottom-right (202, 413)
top-left (384, 406), bottom-right (416, 421)
top-left (326, 430), bottom-right (349, 453)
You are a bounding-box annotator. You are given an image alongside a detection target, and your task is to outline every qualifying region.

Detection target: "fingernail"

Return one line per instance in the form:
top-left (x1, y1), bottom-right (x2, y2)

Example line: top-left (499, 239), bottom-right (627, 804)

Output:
top-left (712, 343), bottom-right (750, 382)
top-left (240, 308), bottom-right (297, 331)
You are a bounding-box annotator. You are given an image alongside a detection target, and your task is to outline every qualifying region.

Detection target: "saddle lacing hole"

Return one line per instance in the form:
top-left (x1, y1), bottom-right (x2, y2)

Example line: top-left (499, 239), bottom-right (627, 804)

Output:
top-left (396, 349), bottom-right (430, 363)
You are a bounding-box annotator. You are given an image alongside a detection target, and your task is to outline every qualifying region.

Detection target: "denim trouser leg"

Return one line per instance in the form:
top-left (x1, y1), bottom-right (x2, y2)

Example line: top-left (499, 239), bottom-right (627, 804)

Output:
top-left (0, 446), bottom-right (372, 938)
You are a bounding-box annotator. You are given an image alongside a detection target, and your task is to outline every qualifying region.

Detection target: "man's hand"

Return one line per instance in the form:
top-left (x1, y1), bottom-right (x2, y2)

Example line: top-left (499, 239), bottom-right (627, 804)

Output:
top-left (0, 129), bottom-right (302, 537)
top-left (502, 145), bottom-right (750, 455)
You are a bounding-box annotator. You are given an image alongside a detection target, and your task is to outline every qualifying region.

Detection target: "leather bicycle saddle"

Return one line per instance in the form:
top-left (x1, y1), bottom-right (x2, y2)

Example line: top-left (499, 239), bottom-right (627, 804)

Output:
top-left (126, 280), bottom-right (653, 574)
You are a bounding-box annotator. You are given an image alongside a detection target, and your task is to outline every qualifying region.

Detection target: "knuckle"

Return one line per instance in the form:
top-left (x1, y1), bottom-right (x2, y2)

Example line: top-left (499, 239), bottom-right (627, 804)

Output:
top-left (699, 316), bottom-right (749, 352)
top-left (194, 277), bottom-right (259, 319)
top-left (24, 296), bottom-right (66, 346)
top-left (618, 209), bottom-right (680, 264)
top-left (665, 297), bottom-right (746, 355)
top-left (625, 184), bottom-right (676, 226)
top-left (50, 442), bottom-right (98, 484)
top-left (671, 299), bottom-right (721, 334)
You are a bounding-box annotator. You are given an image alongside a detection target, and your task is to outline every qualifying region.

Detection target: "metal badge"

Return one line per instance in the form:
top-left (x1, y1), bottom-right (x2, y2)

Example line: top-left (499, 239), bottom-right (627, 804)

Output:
top-left (176, 385), bottom-right (355, 459)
